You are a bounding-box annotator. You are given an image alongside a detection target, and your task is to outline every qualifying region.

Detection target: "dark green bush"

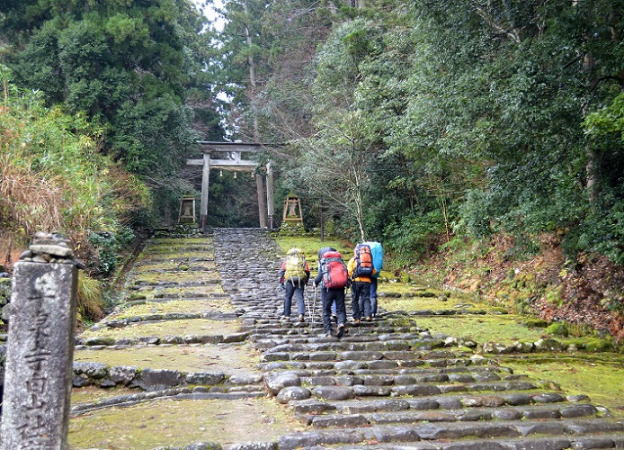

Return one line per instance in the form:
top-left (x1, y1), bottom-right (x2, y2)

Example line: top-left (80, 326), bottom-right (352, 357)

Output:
top-left (88, 226), bottom-right (135, 275)
top-left (383, 210), bottom-right (445, 261)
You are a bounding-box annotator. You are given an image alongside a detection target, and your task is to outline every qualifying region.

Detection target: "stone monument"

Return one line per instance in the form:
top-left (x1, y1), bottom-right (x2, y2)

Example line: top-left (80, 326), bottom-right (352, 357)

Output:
top-left (0, 233), bottom-right (78, 450)
top-left (280, 194), bottom-right (305, 235)
top-left (178, 196), bottom-right (197, 224)
top-left (282, 194), bottom-right (304, 225)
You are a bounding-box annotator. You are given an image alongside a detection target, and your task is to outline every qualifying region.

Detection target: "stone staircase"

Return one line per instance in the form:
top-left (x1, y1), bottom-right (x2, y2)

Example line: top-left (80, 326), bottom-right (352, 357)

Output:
top-left (214, 228), bottom-right (624, 450)
top-left (66, 228), bottom-right (624, 449)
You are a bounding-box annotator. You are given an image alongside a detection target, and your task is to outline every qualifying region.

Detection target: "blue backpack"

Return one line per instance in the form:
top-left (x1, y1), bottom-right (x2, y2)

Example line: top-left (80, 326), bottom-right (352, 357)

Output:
top-left (363, 241), bottom-right (383, 278)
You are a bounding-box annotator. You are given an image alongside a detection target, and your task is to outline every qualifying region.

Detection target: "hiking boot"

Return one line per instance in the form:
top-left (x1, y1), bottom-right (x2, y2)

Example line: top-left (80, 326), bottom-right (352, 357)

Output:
top-left (336, 323), bottom-right (345, 338)
top-left (298, 314), bottom-right (305, 322)
top-left (365, 316), bottom-right (372, 322)
top-left (353, 318), bottom-right (361, 325)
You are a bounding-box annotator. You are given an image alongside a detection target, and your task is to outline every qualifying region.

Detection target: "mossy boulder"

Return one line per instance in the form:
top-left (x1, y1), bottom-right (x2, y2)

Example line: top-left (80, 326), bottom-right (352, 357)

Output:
top-left (0, 278), bottom-right (11, 307)
top-left (581, 338), bottom-right (614, 352)
top-left (545, 322), bottom-right (569, 337)
top-left (523, 318), bottom-right (549, 328)
top-left (534, 338), bottom-right (565, 352)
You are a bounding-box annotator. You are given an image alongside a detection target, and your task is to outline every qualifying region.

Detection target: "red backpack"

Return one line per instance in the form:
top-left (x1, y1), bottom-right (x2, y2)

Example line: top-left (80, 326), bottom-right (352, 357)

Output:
top-left (354, 244), bottom-right (373, 277)
top-left (321, 251), bottom-right (348, 289)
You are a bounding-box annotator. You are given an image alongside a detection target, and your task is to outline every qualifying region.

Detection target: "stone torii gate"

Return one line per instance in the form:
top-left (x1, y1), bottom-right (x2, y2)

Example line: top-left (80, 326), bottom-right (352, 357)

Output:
top-left (186, 141), bottom-right (278, 231)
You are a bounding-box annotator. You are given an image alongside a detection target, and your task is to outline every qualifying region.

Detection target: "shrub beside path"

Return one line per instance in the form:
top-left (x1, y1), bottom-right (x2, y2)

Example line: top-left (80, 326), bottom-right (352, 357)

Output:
top-left (69, 229), bottom-right (624, 449)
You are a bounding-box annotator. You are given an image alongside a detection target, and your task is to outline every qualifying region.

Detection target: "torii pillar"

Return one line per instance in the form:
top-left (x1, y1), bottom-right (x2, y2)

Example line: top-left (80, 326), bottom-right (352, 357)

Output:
top-left (188, 142), bottom-right (280, 231)
top-left (256, 173), bottom-right (268, 229)
top-left (266, 162), bottom-right (275, 229)
top-left (200, 154), bottom-right (210, 230)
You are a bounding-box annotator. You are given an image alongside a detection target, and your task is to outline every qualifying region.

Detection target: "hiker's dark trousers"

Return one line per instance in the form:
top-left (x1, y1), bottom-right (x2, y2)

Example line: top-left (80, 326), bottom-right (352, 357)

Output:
top-left (283, 280), bottom-right (305, 316)
top-left (321, 287), bottom-right (346, 332)
top-left (351, 281), bottom-right (371, 320)
top-left (370, 277), bottom-right (378, 316)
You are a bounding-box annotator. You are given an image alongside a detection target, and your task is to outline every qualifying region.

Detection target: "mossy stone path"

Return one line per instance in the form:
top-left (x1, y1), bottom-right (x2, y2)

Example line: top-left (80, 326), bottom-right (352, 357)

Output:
top-left (70, 229), bottom-right (624, 449)
top-left (69, 234), bottom-right (300, 449)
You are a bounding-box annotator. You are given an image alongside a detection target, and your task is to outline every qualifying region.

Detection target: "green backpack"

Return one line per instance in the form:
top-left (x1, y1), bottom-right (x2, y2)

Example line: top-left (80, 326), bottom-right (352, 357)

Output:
top-left (284, 248), bottom-right (307, 281)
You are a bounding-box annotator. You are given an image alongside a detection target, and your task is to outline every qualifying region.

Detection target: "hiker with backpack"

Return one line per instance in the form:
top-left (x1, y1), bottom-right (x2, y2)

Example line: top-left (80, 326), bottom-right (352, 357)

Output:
top-left (279, 248), bottom-right (310, 322)
top-left (347, 244), bottom-right (376, 323)
top-left (363, 241), bottom-right (383, 318)
top-left (313, 247), bottom-right (349, 338)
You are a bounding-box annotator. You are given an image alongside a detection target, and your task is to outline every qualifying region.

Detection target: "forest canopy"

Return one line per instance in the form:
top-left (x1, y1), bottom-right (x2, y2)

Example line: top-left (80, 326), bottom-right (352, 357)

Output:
top-left (1, 0), bottom-right (624, 267)
top-left (209, 0), bottom-right (624, 264)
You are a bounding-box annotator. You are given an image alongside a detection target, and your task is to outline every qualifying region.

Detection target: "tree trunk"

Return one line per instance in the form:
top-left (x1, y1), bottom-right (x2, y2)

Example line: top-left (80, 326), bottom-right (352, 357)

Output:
top-left (244, 3), bottom-right (268, 227)
top-left (351, 164), bottom-right (366, 242)
top-left (582, 55), bottom-right (599, 205)
top-left (573, 2), bottom-right (599, 205)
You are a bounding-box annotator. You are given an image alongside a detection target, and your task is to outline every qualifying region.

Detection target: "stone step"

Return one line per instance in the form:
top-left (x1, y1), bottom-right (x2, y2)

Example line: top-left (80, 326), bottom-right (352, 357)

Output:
top-left (76, 330), bottom-right (248, 348)
top-left (259, 340), bottom-right (425, 353)
top-left (127, 294), bottom-right (230, 303)
top-left (71, 387), bottom-right (266, 416)
top-left (323, 433), bottom-right (624, 449)
top-left (252, 333), bottom-right (426, 345)
top-left (135, 257), bottom-right (215, 264)
top-left (277, 419), bottom-right (624, 449)
top-left (89, 311), bottom-right (240, 330)
top-left (258, 355), bottom-right (493, 372)
top-left (258, 360), bottom-right (502, 374)
top-left (130, 279), bottom-right (221, 288)
top-left (251, 331), bottom-right (433, 341)
top-left (261, 349), bottom-right (476, 362)
top-left (72, 362), bottom-right (262, 390)
top-left (300, 403), bottom-right (600, 428)
top-left (304, 380), bottom-right (538, 401)
top-left (299, 371), bottom-right (517, 386)
top-left (289, 392), bottom-right (572, 415)
top-left (244, 323), bottom-right (419, 332)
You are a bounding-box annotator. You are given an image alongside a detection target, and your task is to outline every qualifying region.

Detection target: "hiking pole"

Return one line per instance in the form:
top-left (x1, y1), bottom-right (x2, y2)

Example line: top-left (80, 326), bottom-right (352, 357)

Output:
top-left (311, 285), bottom-right (318, 327)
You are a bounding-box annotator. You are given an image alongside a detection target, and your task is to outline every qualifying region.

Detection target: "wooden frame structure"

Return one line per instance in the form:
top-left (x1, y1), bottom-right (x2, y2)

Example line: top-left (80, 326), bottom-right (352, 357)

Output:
top-left (186, 141), bottom-right (280, 230)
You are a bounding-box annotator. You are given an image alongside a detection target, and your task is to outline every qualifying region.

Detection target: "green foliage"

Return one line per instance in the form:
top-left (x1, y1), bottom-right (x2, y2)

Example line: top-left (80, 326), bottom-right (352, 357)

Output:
top-left (546, 322), bottom-right (569, 337)
top-left (88, 227), bottom-right (135, 276)
top-left (0, 0), bottom-right (206, 176)
top-left (523, 319), bottom-right (550, 328)
top-left (585, 92), bottom-right (624, 139)
top-left (0, 72), bottom-right (150, 268)
top-left (207, 172), bottom-right (259, 228)
top-left (76, 273), bottom-right (104, 322)
top-left (383, 211), bottom-right (444, 260)
top-left (0, 279), bottom-right (11, 307)
top-left (206, 0), bottom-right (624, 267)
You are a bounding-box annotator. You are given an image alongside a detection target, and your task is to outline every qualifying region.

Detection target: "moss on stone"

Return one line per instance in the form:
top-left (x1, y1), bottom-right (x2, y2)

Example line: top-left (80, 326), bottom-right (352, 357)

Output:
top-left (412, 315), bottom-right (549, 344)
top-left (111, 300), bottom-right (234, 319)
top-left (545, 322), bottom-right (569, 337)
top-left (71, 386), bottom-right (136, 406)
top-left (138, 285), bottom-right (225, 299)
top-left (502, 354), bottom-right (624, 416)
top-left (81, 318), bottom-right (240, 340)
top-left (380, 288), bottom-right (497, 313)
top-left (139, 250), bottom-right (215, 260)
top-left (567, 337), bottom-right (615, 352)
top-left (523, 318), bottom-right (550, 328)
top-left (151, 238), bottom-right (211, 245)
top-left (136, 261), bottom-right (217, 271)
top-left (69, 397), bottom-right (299, 449)
top-left (74, 343), bottom-right (260, 374)
top-left (131, 270), bottom-right (220, 284)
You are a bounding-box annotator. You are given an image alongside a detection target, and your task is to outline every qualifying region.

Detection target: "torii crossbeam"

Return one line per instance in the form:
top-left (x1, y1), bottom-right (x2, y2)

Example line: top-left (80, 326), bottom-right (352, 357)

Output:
top-left (186, 141), bottom-right (281, 230)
